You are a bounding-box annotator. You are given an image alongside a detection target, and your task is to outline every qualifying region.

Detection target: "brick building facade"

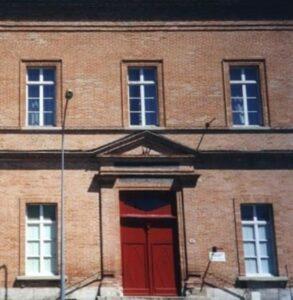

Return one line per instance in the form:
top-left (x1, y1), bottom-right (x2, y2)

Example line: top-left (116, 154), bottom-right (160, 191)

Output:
top-left (0, 1), bottom-right (292, 299)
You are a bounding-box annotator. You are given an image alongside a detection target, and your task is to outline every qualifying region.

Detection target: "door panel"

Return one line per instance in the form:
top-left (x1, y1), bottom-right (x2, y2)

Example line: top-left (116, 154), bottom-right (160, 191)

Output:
top-left (151, 244), bottom-right (178, 295)
top-left (149, 222), bottom-right (179, 295)
top-left (121, 220), bottom-right (150, 295)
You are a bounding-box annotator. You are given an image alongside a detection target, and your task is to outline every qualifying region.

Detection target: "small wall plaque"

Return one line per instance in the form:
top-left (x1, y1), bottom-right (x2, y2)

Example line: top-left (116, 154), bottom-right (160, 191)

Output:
top-left (209, 251), bottom-right (226, 262)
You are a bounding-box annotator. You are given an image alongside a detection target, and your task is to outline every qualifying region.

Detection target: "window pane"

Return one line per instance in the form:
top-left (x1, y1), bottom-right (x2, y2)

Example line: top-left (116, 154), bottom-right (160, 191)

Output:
top-left (145, 98), bottom-right (157, 111)
top-left (129, 85), bottom-right (140, 98)
top-left (28, 85), bottom-right (39, 97)
top-left (143, 68), bottom-right (156, 81)
top-left (259, 242), bottom-right (269, 257)
top-left (27, 205), bottom-right (40, 220)
top-left (27, 242), bottom-right (40, 256)
top-left (230, 85), bottom-right (243, 97)
top-left (43, 258), bottom-right (56, 274)
top-left (245, 259), bottom-right (257, 274)
top-left (145, 112), bottom-right (157, 125)
top-left (256, 205), bottom-right (270, 221)
top-left (28, 69), bottom-right (40, 81)
top-left (244, 68), bottom-right (258, 81)
top-left (244, 242), bottom-right (256, 257)
top-left (261, 259), bottom-right (271, 274)
top-left (130, 113), bottom-right (141, 125)
top-left (28, 112), bottom-right (40, 126)
top-left (29, 99), bottom-right (40, 112)
top-left (232, 112), bottom-right (245, 125)
top-left (232, 98), bottom-right (244, 112)
top-left (144, 85), bottom-right (156, 97)
top-left (27, 225), bottom-right (40, 240)
top-left (44, 224), bottom-right (56, 241)
top-left (44, 85), bottom-right (55, 98)
top-left (242, 225), bottom-right (255, 240)
top-left (44, 99), bottom-right (55, 112)
top-left (246, 84), bottom-right (259, 97)
top-left (247, 98), bottom-right (259, 111)
top-left (44, 113), bottom-right (55, 126)
top-left (128, 68), bottom-right (140, 81)
top-left (26, 258), bottom-right (40, 274)
top-left (43, 205), bottom-right (56, 221)
top-left (248, 112), bottom-right (261, 125)
top-left (258, 225), bottom-right (268, 241)
top-left (130, 99), bottom-right (141, 111)
top-left (241, 205), bottom-right (253, 220)
top-left (43, 69), bottom-right (55, 81)
top-left (230, 68), bottom-right (242, 81)
top-left (43, 242), bottom-right (55, 257)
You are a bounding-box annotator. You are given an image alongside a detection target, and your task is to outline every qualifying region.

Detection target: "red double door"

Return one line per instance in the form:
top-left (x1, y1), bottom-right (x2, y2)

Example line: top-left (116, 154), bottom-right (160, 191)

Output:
top-left (120, 191), bottom-right (180, 296)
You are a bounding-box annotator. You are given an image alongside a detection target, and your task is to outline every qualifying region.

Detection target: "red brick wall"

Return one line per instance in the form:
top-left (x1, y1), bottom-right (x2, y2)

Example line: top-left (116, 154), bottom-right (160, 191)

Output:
top-left (0, 21), bottom-right (292, 292)
top-left (0, 28), bottom-right (292, 130)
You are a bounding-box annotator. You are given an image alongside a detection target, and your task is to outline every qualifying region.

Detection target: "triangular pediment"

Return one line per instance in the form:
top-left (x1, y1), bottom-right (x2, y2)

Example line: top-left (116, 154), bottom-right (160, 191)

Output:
top-left (91, 131), bottom-right (196, 158)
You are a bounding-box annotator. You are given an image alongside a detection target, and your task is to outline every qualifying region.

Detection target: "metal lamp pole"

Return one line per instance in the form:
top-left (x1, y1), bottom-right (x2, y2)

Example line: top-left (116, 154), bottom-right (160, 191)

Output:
top-left (61, 89), bottom-right (73, 300)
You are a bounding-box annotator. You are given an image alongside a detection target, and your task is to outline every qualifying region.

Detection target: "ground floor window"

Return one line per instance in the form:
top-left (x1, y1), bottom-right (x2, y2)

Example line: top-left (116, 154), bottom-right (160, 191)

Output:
top-left (241, 204), bottom-right (277, 276)
top-left (26, 204), bottom-right (57, 275)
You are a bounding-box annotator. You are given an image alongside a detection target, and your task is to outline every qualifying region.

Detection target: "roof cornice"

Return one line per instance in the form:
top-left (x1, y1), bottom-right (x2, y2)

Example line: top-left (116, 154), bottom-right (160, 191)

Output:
top-left (0, 21), bottom-right (293, 32)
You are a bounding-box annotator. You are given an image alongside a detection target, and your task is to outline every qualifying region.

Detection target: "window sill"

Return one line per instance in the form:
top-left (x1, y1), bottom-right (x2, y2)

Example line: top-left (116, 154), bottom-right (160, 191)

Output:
top-left (21, 127), bottom-right (62, 131)
top-left (16, 275), bottom-right (62, 281)
top-left (236, 276), bottom-right (288, 288)
top-left (129, 126), bottom-right (163, 130)
top-left (232, 126), bottom-right (270, 130)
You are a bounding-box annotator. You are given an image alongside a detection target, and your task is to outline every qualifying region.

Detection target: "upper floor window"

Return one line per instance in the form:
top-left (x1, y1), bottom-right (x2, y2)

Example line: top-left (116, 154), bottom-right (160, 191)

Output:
top-left (241, 204), bottom-right (277, 276)
top-left (230, 67), bottom-right (263, 127)
top-left (26, 204), bottom-right (57, 275)
top-left (128, 67), bottom-right (158, 127)
top-left (26, 68), bottom-right (56, 127)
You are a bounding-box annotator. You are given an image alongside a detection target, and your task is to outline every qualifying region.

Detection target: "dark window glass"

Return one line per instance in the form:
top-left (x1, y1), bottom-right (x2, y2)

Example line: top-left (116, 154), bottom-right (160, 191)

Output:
top-left (43, 69), bottom-right (55, 81)
top-left (241, 205), bottom-right (254, 220)
top-left (230, 68), bottom-right (242, 80)
top-left (27, 205), bottom-right (40, 220)
top-left (28, 85), bottom-right (39, 98)
top-left (130, 99), bottom-right (141, 111)
top-left (29, 99), bottom-right (40, 111)
top-left (44, 85), bottom-right (55, 98)
top-left (43, 205), bottom-right (56, 221)
top-left (256, 205), bottom-right (270, 221)
top-left (231, 85), bottom-right (243, 97)
top-left (145, 112), bottom-right (157, 125)
top-left (28, 69), bottom-right (40, 81)
top-left (130, 113), bottom-right (141, 125)
top-left (128, 68), bottom-right (140, 81)
top-left (129, 85), bottom-right (140, 98)
top-left (244, 68), bottom-right (258, 81)
top-left (143, 68), bottom-right (156, 81)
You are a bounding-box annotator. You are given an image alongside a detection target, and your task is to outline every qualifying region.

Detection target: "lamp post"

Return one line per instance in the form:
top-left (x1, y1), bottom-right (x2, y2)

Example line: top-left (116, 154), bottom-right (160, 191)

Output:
top-left (61, 89), bottom-right (73, 300)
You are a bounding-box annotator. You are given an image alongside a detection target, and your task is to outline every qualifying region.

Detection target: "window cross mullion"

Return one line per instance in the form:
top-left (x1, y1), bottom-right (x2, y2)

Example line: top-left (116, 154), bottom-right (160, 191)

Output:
top-left (140, 69), bottom-right (146, 127)
top-left (40, 205), bottom-right (44, 274)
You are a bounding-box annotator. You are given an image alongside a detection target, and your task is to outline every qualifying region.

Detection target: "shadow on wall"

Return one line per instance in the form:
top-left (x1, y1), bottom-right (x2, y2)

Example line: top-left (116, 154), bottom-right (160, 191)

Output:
top-left (0, 264), bottom-right (8, 300)
top-left (63, 272), bottom-right (102, 300)
top-left (200, 261), bottom-right (247, 300)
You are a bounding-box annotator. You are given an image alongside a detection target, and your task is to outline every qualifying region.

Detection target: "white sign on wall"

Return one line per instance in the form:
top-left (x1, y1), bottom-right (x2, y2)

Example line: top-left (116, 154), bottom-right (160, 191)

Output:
top-left (209, 251), bottom-right (226, 262)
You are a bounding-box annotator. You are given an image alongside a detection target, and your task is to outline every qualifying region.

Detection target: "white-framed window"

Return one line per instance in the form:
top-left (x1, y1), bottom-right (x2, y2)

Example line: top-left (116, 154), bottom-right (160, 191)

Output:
top-left (127, 67), bottom-right (158, 127)
top-left (241, 204), bottom-right (277, 276)
top-left (26, 204), bottom-right (57, 276)
top-left (26, 68), bottom-right (56, 127)
top-left (230, 67), bottom-right (263, 126)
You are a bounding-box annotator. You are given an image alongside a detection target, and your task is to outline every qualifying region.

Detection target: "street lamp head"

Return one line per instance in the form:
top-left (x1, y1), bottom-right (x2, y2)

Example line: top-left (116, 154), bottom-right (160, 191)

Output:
top-left (65, 89), bottom-right (73, 100)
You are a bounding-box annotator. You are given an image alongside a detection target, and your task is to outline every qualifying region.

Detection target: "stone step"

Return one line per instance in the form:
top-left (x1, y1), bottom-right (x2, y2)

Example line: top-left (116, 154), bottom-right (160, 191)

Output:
top-left (97, 297), bottom-right (210, 300)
